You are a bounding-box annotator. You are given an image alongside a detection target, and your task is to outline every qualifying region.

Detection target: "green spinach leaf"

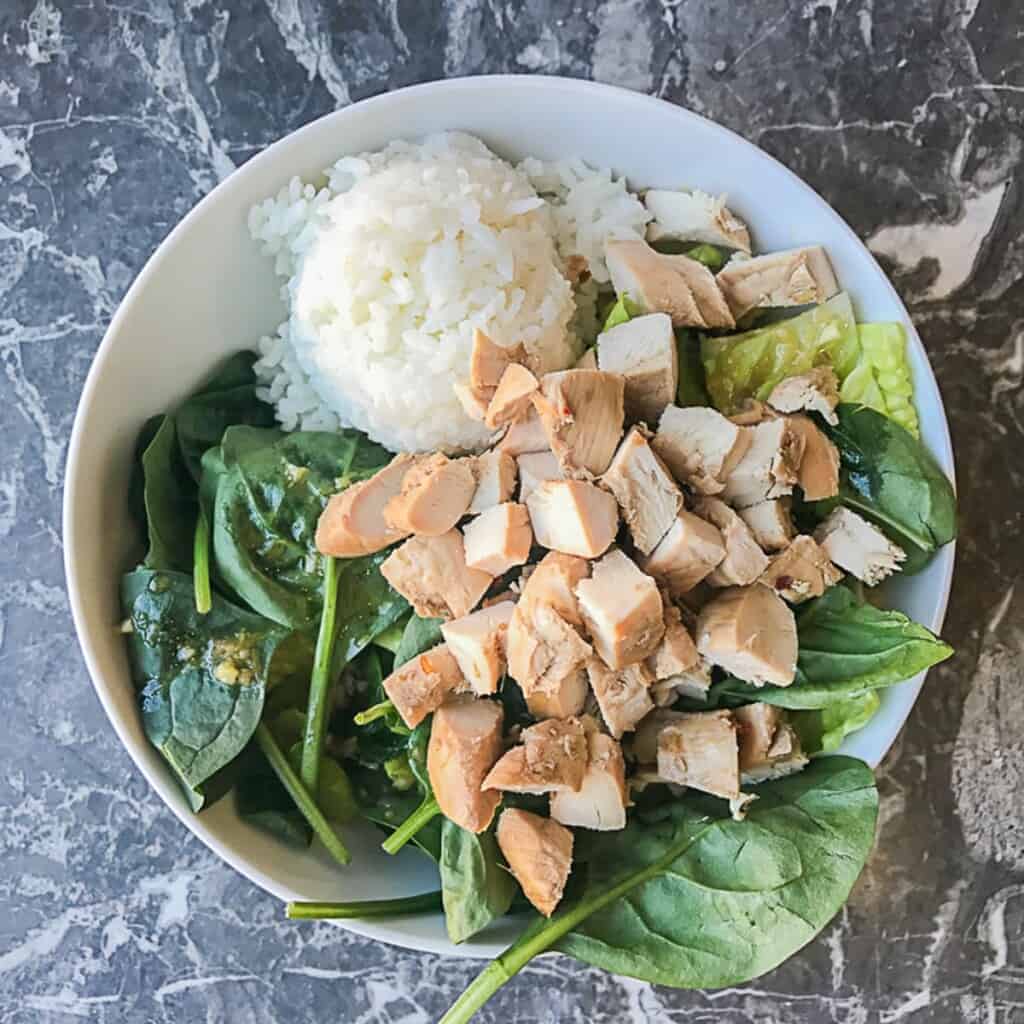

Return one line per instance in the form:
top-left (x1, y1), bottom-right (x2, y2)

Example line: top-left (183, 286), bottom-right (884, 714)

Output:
top-left (394, 615), bottom-right (445, 667)
top-left (350, 765), bottom-right (443, 861)
top-left (139, 416), bottom-right (196, 572)
top-left (440, 820), bottom-right (517, 944)
top-left (791, 692), bottom-right (882, 755)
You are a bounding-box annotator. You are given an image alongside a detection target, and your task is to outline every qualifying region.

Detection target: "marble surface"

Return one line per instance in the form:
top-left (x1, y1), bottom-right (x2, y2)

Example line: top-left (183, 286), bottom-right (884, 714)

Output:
top-left (2, 0), bottom-right (1022, 1021)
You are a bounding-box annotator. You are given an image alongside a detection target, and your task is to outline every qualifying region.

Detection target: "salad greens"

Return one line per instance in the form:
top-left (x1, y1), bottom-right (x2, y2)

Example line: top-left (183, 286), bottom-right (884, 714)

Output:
top-left (440, 821), bottom-right (517, 944)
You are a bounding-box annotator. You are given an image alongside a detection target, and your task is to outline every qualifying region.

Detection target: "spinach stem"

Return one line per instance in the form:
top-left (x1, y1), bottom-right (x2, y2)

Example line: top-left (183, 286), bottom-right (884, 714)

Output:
top-left (301, 555), bottom-right (341, 795)
top-left (381, 796), bottom-right (440, 855)
top-left (254, 723), bottom-right (350, 867)
top-left (286, 890), bottom-right (442, 919)
top-left (193, 508), bottom-right (212, 615)
top-left (354, 699), bottom-right (397, 727)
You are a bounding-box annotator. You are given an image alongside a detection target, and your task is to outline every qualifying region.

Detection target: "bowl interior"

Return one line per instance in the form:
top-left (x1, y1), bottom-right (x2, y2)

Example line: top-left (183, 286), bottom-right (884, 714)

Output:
top-left (64, 76), bottom-right (955, 959)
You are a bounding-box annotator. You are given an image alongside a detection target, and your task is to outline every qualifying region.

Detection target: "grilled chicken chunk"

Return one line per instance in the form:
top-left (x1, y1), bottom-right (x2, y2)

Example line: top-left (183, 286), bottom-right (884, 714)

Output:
top-left (454, 380), bottom-right (491, 422)
top-left (483, 717), bottom-right (588, 794)
top-left (653, 405), bottom-right (751, 494)
top-left (734, 703), bottom-right (809, 784)
top-left (427, 696), bottom-right (504, 833)
top-left (440, 601), bottom-right (516, 696)
top-left (526, 480), bottom-right (619, 559)
top-left (470, 328), bottom-right (527, 396)
top-left (550, 731), bottom-right (628, 831)
top-left (720, 418), bottom-right (805, 508)
top-left (640, 509), bottom-right (727, 596)
top-left (381, 530), bottom-right (492, 620)
top-left (498, 405), bottom-right (551, 457)
top-left (814, 507), bottom-right (906, 585)
top-left (760, 534), bottom-right (842, 603)
top-left (738, 499), bottom-right (796, 552)
top-left (316, 453), bottom-right (418, 557)
top-left (648, 602), bottom-right (700, 680)
top-left (605, 239), bottom-right (735, 330)
top-left (717, 246), bottom-right (839, 320)
top-left (468, 448), bottom-right (517, 514)
top-left (696, 585), bottom-right (798, 687)
top-left (518, 551), bottom-right (591, 628)
top-left (574, 347), bottom-right (598, 371)
top-left (533, 369), bottom-right (625, 478)
top-left (601, 427), bottom-right (684, 555)
top-left (693, 497), bottom-right (770, 587)
top-left (382, 643), bottom-right (466, 729)
top-left (596, 313), bottom-right (678, 424)
top-left (768, 368), bottom-right (840, 425)
top-left (575, 549), bottom-right (665, 669)
top-left (384, 452), bottom-right (477, 537)
top-left (586, 659), bottom-right (655, 738)
top-left (644, 189), bottom-right (752, 253)
top-left (517, 450), bottom-right (563, 502)
top-left (786, 414), bottom-right (840, 501)
top-left (485, 363), bottom-right (539, 430)
top-left (496, 809), bottom-right (573, 917)
top-left (463, 502), bottom-right (533, 576)
top-left (657, 709), bottom-right (742, 801)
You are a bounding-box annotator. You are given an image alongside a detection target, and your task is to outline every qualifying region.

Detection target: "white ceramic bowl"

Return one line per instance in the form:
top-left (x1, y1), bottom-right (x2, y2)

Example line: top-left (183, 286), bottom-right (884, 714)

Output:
top-left (64, 76), bottom-right (955, 959)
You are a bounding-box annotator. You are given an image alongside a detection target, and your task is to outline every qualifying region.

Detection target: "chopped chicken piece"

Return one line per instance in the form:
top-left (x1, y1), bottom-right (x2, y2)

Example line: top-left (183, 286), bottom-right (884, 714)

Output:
top-left (786, 414), bottom-right (840, 501)
top-left (768, 368), bottom-right (840, 426)
top-left (427, 696), bottom-right (504, 833)
top-left (760, 535), bottom-right (843, 603)
top-left (643, 189), bottom-right (752, 253)
top-left (533, 370), bottom-right (625, 477)
top-left (648, 602), bottom-right (700, 679)
top-left (657, 710), bottom-right (744, 802)
top-left (602, 427), bottom-right (683, 555)
top-left (696, 585), bottom-right (798, 687)
top-left (526, 480), bottom-right (619, 559)
top-left (382, 643), bottom-right (466, 728)
top-left (381, 530), bottom-right (492, 620)
top-left (485, 363), bottom-right (539, 430)
top-left (550, 731), bottom-right (628, 831)
top-left (814, 507), bottom-right (906, 585)
top-left (483, 717), bottom-right (587, 794)
top-left (734, 703), bottom-right (809, 784)
top-left (468, 449), bottom-right (517, 514)
top-left (463, 502), bottom-right (533, 576)
top-left (605, 239), bottom-right (735, 330)
top-left (738, 499), bottom-right (796, 552)
top-left (518, 551), bottom-right (591, 628)
top-left (586, 659), bottom-right (654, 738)
top-left (316, 453), bottom-right (417, 557)
top-left (496, 809), bottom-right (574, 917)
top-left (574, 347), bottom-right (598, 370)
top-left (440, 601), bottom-right (515, 696)
top-left (470, 328), bottom-right (527, 395)
top-left (384, 452), bottom-right (476, 537)
top-left (575, 549), bottom-right (665, 669)
top-left (525, 669), bottom-right (590, 721)
top-left (632, 709), bottom-right (688, 764)
top-left (498, 405), bottom-right (551, 456)
top-left (517, 450), bottom-right (564, 503)
top-left (693, 497), bottom-right (770, 587)
top-left (454, 380), bottom-right (490, 422)
top-left (717, 246), bottom-right (840, 320)
top-left (596, 313), bottom-right (678, 424)
top-left (720, 418), bottom-right (805, 508)
top-left (653, 405), bottom-right (751, 494)
top-left (640, 510), bottom-right (727, 595)
top-left (729, 399), bottom-right (777, 426)
top-left (651, 656), bottom-right (712, 706)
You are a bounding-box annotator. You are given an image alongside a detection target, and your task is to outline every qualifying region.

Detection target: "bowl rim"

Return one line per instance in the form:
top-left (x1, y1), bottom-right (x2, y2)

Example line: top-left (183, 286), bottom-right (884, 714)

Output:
top-left (63, 73), bottom-right (956, 958)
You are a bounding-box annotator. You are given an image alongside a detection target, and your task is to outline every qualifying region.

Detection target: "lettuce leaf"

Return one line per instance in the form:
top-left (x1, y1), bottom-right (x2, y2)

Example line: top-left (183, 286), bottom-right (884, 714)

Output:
top-left (843, 323), bottom-right (919, 437)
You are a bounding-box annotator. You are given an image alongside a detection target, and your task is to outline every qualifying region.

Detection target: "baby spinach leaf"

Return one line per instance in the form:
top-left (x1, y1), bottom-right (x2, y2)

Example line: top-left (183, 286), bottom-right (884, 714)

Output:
top-left (440, 820), bottom-right (517, 944)
top-left (349, 764), bottom-right (443, 861)
top-left (140, 416), bottom-right (196, 572)
top-left (394, 615), bottom-right (446, 667)
top-left (791, 691), bottom-right (882, 755)
top-left (236, 743), bottom-right (311, 846)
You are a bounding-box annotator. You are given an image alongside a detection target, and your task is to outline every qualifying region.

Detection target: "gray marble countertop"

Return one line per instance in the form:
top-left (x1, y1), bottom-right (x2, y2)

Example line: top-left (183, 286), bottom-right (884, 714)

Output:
top-left (2, 1), bottom-right (1022, 1021)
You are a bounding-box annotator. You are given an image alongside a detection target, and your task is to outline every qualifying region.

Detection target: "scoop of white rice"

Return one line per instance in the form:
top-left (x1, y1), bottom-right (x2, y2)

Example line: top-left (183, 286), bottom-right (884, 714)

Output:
top-left (249, 133), bottom-right (649, 452)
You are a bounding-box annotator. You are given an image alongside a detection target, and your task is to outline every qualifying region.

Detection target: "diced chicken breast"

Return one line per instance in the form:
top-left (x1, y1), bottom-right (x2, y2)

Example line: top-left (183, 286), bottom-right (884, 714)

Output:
top-left (657, 710), bottom-right (742, 800)
top-left (470, 328), bottom-right (527, 394)
top-left (814, 507), bottom-right (906, 585)
top-left (734, 703), bottom-right (809, 784)
top-left (767, 367), bottom-right (840, 425)
top-left (384, 452), bottom-right (477, 537)
top-left (550, 731), bottom-right (629, 831)
top-left (518, 551), bottom-right (591, 628)
top-left (483, 717), bottom-right (587, 794)
top-left (381, 530), bottom-right (492, 620)
top-left (596, 314), bottom-right (678, 424)
top-left (729, 399), bottom-right (777, 426)
top-left (468, 449), bottom-right (517, 514)
top-left (316, 453), bottom-right (417, 557)
top-left (601, 427), bottom-right (683, 555)
top-left (787, 414), bottom-right (840, 501)
top-left (586, 659), bottom-right (654, 738)
top-left (382, 643), bottom-right (466, 729)
top-left (720, 418), bottom-right (805, 508)
top-left (648, 602), bottom-right (700, 679)
top-left (517, 450), bottom-right (564, 503)
top-left (485, 363), bottom-right (539, 430)
top-left (575, 549), bottom-right (665, 669)
top-left (463, 502), bottom-right (533, 576)
top-left (526, 480), bottom-right (619, 559)
top-left (427, 696), bottom-right (504, 833)
top-left (651, 656), bottom-right (712, 706)
top-left (574, 347), bottom-right (598, 370)
top-left (605, 239), bottom-right (735, 330)
top-left (717, 246), bottom-right (840, 320)
top-left (738, 499), bottom-right (796, 552)
top-left (440, 601), bottom-right (515, 696)
top-left (640, 510), bottom-right (727, 596)
top-left (693, 497), bottom-right (770, 587)
top-left (454, 380), bottom-right (490, 422)
top-left (696, 585), bottom-right (798, 687)
top-left (631, 709), bottom-right (688, 764)
top-left (644, 189), bottom-right (752, 252)
top-left (760, 535), bottom-right (843, 604)
top-left (496, 809), bottom-right (574, 917)
top-left (653, 405), bottom-right (751, 494)
top-left (524, 669), bottom-right (590, 721)
top-left (497, 405), bottom-right (550, 457)
top-left (533, 370), bottom-right (625, 478)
